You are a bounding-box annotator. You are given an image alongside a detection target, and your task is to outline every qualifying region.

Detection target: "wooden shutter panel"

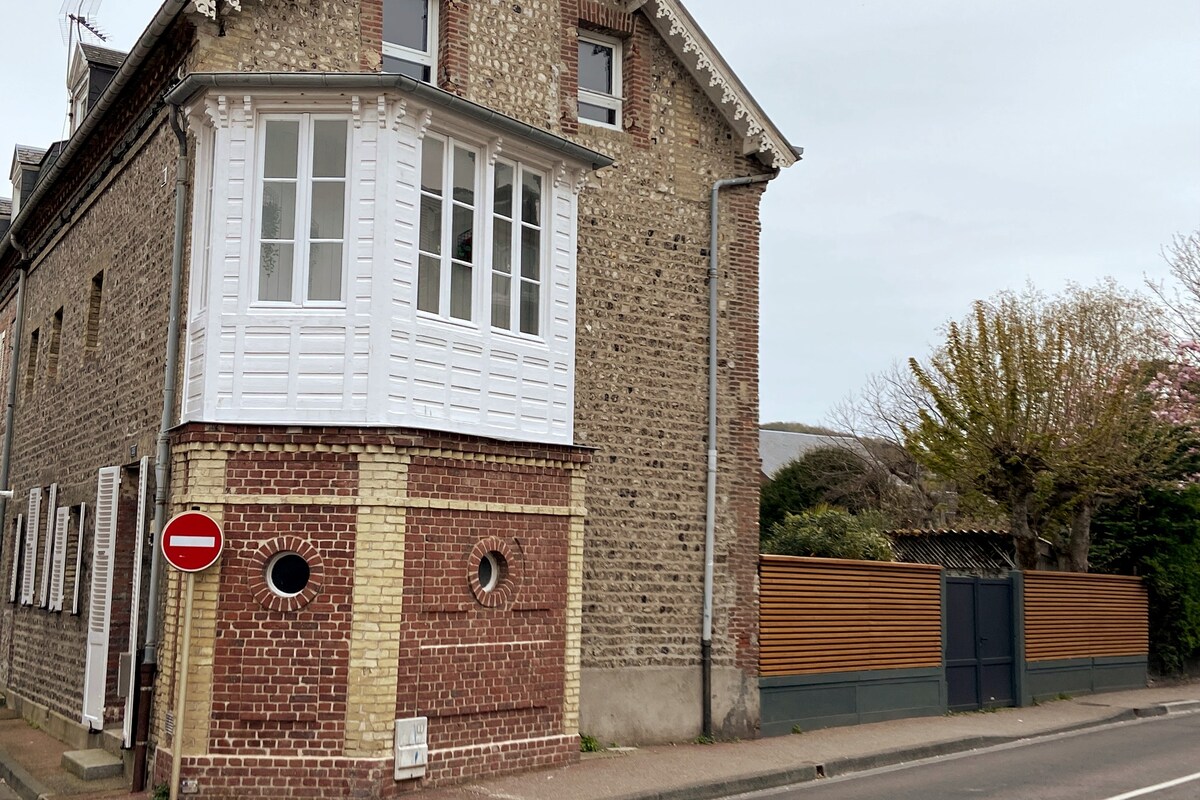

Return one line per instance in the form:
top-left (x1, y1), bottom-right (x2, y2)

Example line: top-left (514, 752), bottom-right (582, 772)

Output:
top-left (82, 467), bottom-right (120, 729)
top-left (8, 514), bottom-right (23, 604)
top-left (21, 488), bottom-right (41, 606)
top-left (49, 506), bottom-right (70, 612)
top-left (38, 483), bottom-right (57, 608)
top-left (72, 503), bottom-right (87, 616)
top-left (122, 456), bottom-right (150, 747)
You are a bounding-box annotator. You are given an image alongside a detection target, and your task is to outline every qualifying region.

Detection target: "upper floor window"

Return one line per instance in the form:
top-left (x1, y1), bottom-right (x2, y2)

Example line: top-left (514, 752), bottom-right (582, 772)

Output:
top-left (70, 80), bottom-right (88, 133)
top-left (578, 32), bottom-right (622, 129)
top-left (256, 115), bottom-right (350, 305)
top-left (417, 135), bottom-right (547, 335)
top-left (383, 0), bottom-right (437, 82)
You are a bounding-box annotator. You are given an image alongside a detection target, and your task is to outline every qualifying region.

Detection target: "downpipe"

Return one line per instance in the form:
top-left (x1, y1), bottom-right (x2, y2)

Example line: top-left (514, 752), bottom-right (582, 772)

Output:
top-left (132, 105), bottom-right (189, 792)
top-left (703, 173), bottom-right (775, 739)
top-left (0, 239), bottom-right (29, 525)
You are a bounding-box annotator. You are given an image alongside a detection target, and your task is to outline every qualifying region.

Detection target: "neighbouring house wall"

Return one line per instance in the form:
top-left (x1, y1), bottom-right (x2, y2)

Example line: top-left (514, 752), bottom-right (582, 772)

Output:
top-left (151, 424), bottom-right (588, 798)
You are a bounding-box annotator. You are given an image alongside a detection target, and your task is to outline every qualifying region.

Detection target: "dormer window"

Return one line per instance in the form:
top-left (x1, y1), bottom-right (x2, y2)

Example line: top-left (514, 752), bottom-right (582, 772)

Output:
top-left (383, 0), bottom-right (437, 82)
top-left (578, 32), bottom-right (622, 129)
top-left (70, 80), bottom-right (89, 133)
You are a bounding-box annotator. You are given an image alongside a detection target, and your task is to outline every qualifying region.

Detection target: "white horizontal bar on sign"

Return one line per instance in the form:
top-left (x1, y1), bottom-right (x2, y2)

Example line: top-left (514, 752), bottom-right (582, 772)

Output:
top-left (170, 535), bottom-right (216, 548)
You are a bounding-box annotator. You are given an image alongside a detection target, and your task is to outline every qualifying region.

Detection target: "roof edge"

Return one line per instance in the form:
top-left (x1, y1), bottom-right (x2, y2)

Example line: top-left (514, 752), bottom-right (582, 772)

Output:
top-left (166, 73), bottom-right (615, 171)
top-left (647, 0), bottom-right (798, 169)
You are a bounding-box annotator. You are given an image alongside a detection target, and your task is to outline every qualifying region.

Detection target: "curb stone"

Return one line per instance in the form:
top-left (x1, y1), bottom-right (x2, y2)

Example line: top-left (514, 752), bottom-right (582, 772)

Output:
top-left (0, 749), bottom-right (54, 800)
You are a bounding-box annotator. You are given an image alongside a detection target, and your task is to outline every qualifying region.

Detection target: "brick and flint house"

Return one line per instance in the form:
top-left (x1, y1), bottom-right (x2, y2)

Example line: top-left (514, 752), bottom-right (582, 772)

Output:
top-left (0, 0), bottom-right (797, 795)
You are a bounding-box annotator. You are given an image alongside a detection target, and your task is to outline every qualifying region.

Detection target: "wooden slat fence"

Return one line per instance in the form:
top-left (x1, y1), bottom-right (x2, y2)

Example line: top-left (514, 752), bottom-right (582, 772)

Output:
top-left (759, 555), bottom-right (943, 677)
top-left (1023, 571), bottom-right (1148, 661)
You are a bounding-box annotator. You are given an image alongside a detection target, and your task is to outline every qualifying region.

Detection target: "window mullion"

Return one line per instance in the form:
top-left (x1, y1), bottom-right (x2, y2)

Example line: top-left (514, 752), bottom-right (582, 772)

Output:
top-left (295, 115), bottom-right (313, 305)
top-left (440, 138), bottom-right (453, 316)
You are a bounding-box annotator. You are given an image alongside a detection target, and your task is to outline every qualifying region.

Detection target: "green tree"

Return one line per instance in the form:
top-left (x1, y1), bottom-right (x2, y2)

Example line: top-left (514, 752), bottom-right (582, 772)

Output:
top-left (902, 283), bottom-right (1174, 570)
top-left (763, 505), bottom-right (894, 562)
top-left (1092, 483), bottom-right (1200, 674)
top-left (759, 446), bottom-right (882, 537)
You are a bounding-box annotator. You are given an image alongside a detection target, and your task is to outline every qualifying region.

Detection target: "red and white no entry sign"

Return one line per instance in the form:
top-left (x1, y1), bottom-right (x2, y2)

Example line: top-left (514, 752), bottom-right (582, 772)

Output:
top-left (160, 511), bottom-right (224, 572)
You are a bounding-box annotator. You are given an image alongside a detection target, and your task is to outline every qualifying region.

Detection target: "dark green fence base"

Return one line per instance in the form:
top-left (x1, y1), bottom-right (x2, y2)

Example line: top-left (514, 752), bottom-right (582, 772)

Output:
top-left (760, 667), bottom-right (946, 737)
top-left (1022, 655), bottom-right (1148, 705)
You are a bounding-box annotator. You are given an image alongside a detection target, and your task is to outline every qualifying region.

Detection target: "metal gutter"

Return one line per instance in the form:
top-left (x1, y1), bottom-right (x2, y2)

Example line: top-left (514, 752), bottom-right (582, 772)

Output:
top-left (702, 172), bottom-right (776, 739)
top-left (165, 73), bottom-right (615, 170)
top-left (0, 0), bottom-right (189, 266)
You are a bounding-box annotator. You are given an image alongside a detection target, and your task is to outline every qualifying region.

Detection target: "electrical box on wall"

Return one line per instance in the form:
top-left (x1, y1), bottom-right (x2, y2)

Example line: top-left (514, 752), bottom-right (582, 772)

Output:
top-left (394, 716), bottom-right (429, 781)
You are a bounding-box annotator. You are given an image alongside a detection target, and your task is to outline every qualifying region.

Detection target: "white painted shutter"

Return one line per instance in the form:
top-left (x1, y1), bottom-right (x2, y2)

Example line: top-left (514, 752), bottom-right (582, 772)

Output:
top-left (82, 467), bottom-right (120, 730)
top-left (38, 483), bottom-right (57, 607)
top-left (49, 506), bottom-right (69, 612)
top-left (8, 514), bottom-right (23, 603)
top-left (21, 489), bottom-right (41, 606)
top-left (122, 456), bottom-right (150, 747)
top-left (71, 503), bottom-right (87, 616)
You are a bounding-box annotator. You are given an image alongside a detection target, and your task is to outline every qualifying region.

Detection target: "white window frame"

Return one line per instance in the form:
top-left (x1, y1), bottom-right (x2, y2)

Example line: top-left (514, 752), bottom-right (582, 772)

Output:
top-left (417, 134), bottom-right (482, 324)
top-left (382, 0), bottom-right (438, 83)
top-left (251, 113), bottom-right (352, 308)
top-left (70, 78), bottom-right (89, 134)
top-left (489, 159), bottom-right (547, 338)
top-left (415, 133), bottom-right (551, 337)
top-left (578, 31), bottom-right (623, 131)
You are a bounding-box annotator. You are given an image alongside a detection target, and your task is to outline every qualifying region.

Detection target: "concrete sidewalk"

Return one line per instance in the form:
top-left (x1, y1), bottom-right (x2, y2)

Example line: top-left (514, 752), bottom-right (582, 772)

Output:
top-left (0, 683), bottom-right (1194, 799)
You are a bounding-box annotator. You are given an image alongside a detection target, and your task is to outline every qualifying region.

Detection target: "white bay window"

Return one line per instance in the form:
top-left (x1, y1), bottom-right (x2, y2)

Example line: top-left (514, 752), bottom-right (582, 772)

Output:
top-left (257, 116), bottom-right (350, 304)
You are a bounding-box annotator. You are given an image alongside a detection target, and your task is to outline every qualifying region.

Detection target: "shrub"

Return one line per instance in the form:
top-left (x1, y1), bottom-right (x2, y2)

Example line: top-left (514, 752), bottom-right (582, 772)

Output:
top-left (762, 504), bottom-right (894, 561)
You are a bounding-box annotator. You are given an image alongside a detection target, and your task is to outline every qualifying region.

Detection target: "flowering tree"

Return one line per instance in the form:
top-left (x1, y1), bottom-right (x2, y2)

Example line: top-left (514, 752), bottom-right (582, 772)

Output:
top-left (1148, 232), bottom-right (1200, 429)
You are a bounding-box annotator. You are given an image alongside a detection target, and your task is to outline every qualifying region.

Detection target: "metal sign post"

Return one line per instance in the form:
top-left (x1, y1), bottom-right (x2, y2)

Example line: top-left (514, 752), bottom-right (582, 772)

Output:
top-left (161, 511), bottom-right (223, 800)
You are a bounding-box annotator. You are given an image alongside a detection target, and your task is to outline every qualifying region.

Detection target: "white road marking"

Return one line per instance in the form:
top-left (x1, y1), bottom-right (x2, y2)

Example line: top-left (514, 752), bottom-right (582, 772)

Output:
top-left (169, 535), bottom-right (216, 548)
top-left (1101, 771), bottom-right (1200, 800)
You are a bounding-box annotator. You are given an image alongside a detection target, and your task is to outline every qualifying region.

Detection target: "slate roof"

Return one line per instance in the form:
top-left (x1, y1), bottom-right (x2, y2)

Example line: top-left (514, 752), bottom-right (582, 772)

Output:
top-left (759, 429), bottom-right (869, 478)
top-left (887, 529), bottom-right (1016, 576)
top-left (79, 43), bottom-right (127, 69)
top-left (0, 198), bottom-right (10, 217)
top-left (13, 146), bottom-right (46, 168)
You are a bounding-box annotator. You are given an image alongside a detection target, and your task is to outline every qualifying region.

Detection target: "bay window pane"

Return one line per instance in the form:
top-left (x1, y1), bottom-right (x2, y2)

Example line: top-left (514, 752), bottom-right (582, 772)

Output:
top-left (494, 163), bottom-right (514, 218)
top-left (310, 181), bottom-right (346, 239)
top-left (419, 196), bottom-right (442, 254)
top-left (264, 120), bottom-right (300, 178)
top-left (521, 172), bottom-right (542, 225)
top-left (261, 182), bottom-right (296, 239)
top-left (417, 254), bottom-right (440, 313)
top-left (492, 274), bottom-right (511, 330)
top-left (520, 280), bottom-right (539, 335)
top-left (258, 242), bottom-right (294, 302)
top-left (492, 218), bottom-right (512, 272)
top-left (452, 204), bottom-right (474, 263)
top-left (421, 138), bottom-right (444, 195)
top-left (453, 147), bottom-right (476, 205)
top-left (521, 226), bottom-right (540, 279)
top-left (308, 242), bottom-right (343, 301)
top-left (311, 121), bottom-right (348, 178)
top-left (450, 263), bottom-right (472, 320)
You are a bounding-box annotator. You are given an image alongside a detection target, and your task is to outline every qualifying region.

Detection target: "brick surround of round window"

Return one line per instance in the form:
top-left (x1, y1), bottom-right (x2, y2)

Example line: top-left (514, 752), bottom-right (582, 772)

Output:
top-left (468, 537), bottom-right (518, 608)
top-left (250, 535), bottom-right (324, 612)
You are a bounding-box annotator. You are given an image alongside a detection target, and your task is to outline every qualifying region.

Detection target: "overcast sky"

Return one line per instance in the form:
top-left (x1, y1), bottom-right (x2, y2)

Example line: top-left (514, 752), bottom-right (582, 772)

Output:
top-left (2, 1), bottom-right (1198, 427)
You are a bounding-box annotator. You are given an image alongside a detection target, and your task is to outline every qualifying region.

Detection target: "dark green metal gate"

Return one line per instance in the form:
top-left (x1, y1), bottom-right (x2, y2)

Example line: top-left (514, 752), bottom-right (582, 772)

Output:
top-left (945, 576), bottom-right (1016, 711)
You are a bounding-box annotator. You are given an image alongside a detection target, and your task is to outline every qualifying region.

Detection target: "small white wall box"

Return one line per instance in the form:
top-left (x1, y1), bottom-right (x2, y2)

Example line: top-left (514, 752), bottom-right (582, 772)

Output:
top-left (394, 716), bottom-right (429, 780)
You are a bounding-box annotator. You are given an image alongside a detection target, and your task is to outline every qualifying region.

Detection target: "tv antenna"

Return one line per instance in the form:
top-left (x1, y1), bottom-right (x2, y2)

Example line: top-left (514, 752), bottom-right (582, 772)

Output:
top-left (60, 0), bottom-right (108, 50)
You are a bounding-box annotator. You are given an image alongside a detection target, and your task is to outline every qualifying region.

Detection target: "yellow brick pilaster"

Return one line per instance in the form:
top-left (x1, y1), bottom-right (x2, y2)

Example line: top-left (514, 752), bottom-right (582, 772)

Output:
top-left (563, 469), bottom-right (587, 735)
top-left (343, 452), bottom-right (409, 756)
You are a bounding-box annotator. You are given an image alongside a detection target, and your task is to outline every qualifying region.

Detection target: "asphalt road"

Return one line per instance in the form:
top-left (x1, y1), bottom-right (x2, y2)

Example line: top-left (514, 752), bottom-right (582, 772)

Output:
top-left (736, 713), bottom-right (1200, 800)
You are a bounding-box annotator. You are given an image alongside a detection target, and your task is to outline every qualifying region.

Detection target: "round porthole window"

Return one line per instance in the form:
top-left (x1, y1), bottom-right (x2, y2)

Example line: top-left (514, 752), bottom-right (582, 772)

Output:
top-left (478, 551), bottom-right (505, 593)
top-left (266, 552), bottom-right (311, 597)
